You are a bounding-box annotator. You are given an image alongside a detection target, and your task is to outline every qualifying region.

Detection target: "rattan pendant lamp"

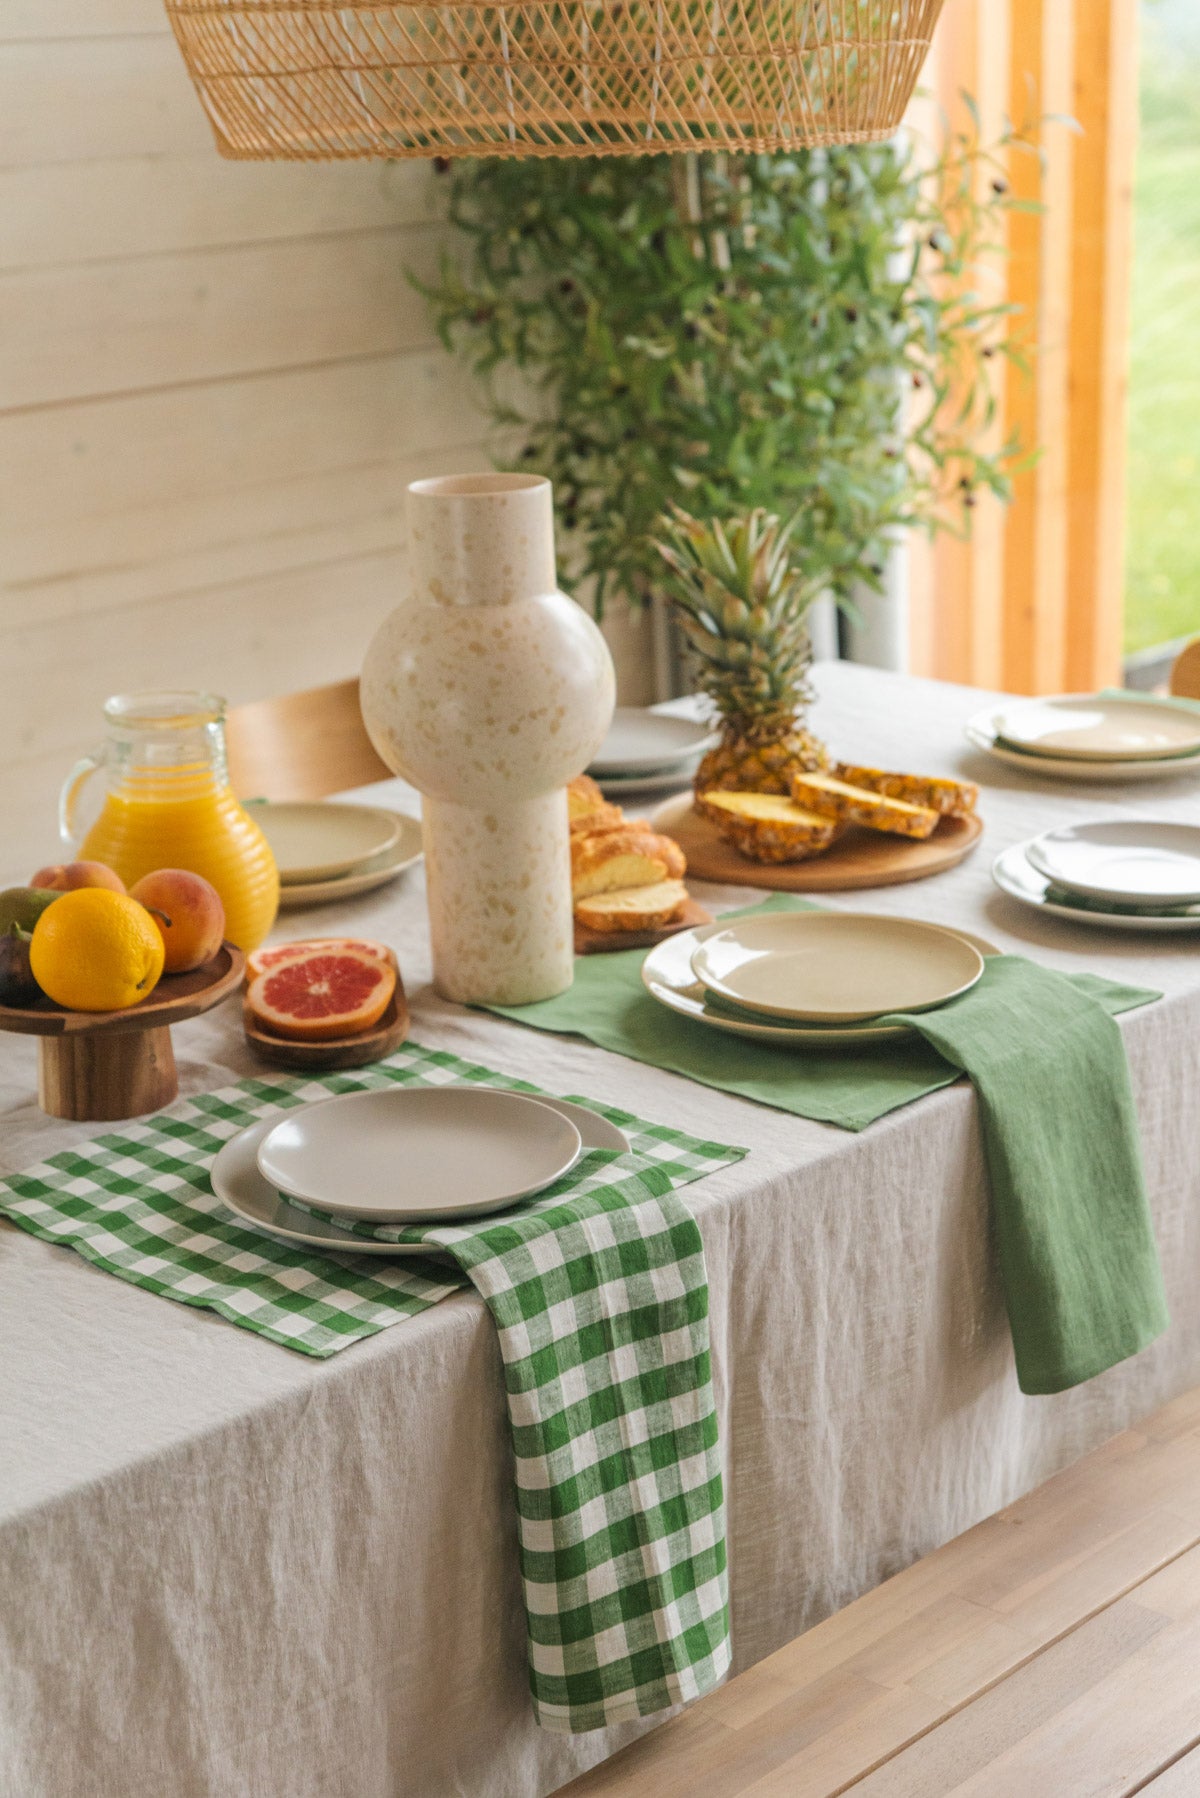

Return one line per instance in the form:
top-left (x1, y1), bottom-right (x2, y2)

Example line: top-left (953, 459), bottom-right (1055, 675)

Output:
top-left (163, 0), bottom-right (946, 160)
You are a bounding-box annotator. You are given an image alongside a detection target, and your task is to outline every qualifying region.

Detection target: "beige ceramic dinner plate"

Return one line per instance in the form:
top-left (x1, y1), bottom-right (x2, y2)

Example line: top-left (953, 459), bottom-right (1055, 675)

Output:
top-left (256, 1086), bottom-right (582, 1222)
top-left (212, 1102), bottom-right (629, 1255)
top-left (642, 921), bottom-right (998, 1046)
top-left (964, 711), bottom-right (1200, 784)
top-left (249, 801), bottom-right (404, 882)
top-left (275, 816), bottom-right (424, 908)
top-left (991, 695), bottom-right (1200, 763)
top-left (690, 912), bottom-right (985, 1023)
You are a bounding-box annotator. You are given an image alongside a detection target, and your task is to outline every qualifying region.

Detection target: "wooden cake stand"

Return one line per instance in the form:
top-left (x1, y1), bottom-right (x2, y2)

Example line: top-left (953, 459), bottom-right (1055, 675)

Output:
top-left (0, 943), bottom-right (245, 1122)
top-left (651, 793), bottom-right (983, 892)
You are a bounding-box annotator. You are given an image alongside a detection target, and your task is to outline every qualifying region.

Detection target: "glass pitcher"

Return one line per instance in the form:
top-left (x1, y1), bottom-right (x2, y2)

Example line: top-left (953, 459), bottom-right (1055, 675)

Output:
top-left (61, 691), bottom-right (279, 951)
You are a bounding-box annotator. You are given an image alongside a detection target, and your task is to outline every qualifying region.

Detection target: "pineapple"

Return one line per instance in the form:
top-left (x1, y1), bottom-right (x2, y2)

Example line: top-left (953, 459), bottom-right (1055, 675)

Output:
top-left (654, 505), bottom-right (830, 797)
top-left (699, 791), bottom-right (840, 864)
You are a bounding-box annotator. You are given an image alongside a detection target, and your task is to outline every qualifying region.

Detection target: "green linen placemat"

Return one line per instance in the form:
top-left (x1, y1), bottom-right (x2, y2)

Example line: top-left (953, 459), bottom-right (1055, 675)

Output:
top-left (489, 896), bottom-right (1168, 1394)
top-left (0, 1041), bottom-right (745, 1733)
top-left (486, 894), bottom-right (1160, 1132)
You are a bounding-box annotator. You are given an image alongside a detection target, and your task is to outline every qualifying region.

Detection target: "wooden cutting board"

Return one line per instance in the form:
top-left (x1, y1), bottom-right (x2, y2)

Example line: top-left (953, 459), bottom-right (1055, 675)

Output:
top-left (651, 793), bottom-right (983, 892)
top-left (574, 897), bottom-right (713, 955)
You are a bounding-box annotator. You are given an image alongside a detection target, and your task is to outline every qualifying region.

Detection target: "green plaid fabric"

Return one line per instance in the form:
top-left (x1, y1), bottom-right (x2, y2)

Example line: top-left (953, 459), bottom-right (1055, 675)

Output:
top-left (0, 1039), bottom-right (744, 1732)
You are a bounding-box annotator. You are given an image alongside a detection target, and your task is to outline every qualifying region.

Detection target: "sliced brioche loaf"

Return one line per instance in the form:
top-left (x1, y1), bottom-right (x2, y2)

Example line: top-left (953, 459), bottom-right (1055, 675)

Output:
top-left (567, 773), bottom-right (607, 823)
top-left (571, 828), bottom-right (686, 899)
top-left (575, 879), bottom-right (689, 933)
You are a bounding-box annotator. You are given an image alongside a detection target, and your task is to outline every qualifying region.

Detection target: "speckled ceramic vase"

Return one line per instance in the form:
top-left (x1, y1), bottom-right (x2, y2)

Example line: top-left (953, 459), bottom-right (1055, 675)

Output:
top-left (360, 473), bottom-right (615, 1004)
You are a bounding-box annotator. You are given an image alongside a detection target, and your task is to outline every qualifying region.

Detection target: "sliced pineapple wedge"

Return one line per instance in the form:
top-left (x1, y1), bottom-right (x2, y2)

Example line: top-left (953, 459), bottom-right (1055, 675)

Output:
top-left (788, 772), bottom-right (939, 840)
top-left (833, 764), bottom-right (978, 819)
top-left (698, 790), bottom-right (841, 864)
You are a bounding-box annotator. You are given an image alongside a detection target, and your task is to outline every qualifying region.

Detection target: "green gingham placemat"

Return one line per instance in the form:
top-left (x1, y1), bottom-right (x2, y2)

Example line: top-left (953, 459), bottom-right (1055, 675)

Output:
top-left (0, 1040), bottom-right (745, 1732)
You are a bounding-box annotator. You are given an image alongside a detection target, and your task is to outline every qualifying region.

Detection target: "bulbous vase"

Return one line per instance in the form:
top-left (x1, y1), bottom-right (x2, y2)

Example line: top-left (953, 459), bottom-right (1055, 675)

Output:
top-left (360, 472), bottom-right (615, 1004)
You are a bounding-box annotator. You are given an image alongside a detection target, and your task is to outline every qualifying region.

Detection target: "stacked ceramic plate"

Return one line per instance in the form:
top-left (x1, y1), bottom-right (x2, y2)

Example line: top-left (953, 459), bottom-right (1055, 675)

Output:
top-left (993, 821), bottom-right (1200, 933)
top-left (248, 801), bottom-right (424, 908)
top-left (965, 692), bottom-right (1200, 784)
top-left (588, 707), bottom-right (720, 800)
top-left (211, 1087), bottom-right (630, 1255)
top-left (642, 911), bottom-right (997, 1049)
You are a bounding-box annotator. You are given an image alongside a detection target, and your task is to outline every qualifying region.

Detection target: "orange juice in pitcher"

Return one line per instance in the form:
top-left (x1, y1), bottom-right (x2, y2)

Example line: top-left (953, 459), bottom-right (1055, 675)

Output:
top-left (61, 692), bottom-right (279, 951)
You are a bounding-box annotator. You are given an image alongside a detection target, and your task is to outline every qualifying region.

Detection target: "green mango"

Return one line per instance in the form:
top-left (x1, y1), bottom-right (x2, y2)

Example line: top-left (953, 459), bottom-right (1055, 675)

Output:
top-left (0, 886), bottom-right (61, 936)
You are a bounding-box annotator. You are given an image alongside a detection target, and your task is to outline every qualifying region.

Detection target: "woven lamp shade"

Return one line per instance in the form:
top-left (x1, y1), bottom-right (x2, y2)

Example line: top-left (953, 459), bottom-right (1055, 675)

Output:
top-left (163, 0), bottom-right (946, 161)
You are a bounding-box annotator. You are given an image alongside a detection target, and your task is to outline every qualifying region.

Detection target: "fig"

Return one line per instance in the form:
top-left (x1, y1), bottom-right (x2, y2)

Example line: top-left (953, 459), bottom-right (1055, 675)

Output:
top-left (0, 925), bottom-right (41, 1007)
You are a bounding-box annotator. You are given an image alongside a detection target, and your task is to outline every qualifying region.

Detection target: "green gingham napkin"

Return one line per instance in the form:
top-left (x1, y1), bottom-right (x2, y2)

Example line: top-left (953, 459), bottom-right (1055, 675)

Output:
top-left (0, 1041), bottom-right (744, 1732)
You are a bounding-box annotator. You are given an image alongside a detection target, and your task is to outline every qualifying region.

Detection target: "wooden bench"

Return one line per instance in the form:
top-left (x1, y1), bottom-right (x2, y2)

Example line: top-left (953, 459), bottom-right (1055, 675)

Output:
top-left (559, 1387), bottom-right (1200, 1796)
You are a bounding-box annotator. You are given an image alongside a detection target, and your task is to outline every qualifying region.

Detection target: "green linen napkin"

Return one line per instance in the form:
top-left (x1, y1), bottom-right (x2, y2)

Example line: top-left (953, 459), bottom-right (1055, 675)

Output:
top-left (882, 955), bottom-right (1169, 1394)
top-left (0, 1041), bottom-right (745, 1733)
top-left (488, 896), bottom-right (1167, 1393)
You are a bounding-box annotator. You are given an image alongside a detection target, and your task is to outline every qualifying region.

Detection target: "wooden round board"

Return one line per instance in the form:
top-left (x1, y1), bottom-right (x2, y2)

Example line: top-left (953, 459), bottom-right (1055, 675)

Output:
top-left (243, 976), bottom-right (410, 1071)
top-left (650, 793), bottom-right (983, 891)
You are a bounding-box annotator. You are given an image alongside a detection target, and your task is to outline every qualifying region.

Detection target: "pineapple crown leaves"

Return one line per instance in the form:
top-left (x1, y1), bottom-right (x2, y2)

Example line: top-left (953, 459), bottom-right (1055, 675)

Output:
top-left (652, 504), bottom-right (819, 734)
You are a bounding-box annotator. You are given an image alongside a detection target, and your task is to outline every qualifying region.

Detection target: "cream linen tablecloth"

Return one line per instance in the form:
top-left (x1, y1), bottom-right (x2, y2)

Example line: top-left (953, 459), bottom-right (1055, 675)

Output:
top-left (4, 663), bottom-right (1200, 1798)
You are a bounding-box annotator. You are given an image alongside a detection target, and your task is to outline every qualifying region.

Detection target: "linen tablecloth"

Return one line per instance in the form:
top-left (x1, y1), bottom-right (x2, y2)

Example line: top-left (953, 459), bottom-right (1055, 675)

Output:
top-left (5, 662), bottom-right (1200, 1798)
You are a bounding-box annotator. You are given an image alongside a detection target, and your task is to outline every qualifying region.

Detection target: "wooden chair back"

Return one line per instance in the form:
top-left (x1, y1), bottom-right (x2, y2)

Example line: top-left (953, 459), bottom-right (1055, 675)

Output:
top-left (225, 678), bottom-right (392, 801)
top-left (1170, 639), bottom-right (1200, 703)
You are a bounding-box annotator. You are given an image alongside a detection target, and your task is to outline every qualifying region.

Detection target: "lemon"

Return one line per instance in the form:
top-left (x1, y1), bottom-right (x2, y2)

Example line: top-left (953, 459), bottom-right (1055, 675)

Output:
top-left (30, 889), bottom-right (165, 1012)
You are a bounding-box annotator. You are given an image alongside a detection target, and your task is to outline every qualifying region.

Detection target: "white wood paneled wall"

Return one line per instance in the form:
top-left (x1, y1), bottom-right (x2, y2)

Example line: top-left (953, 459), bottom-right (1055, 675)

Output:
top-left (0, 0), bottom-right (655, 882)
top-left (0, 0), bottom-right (494, 879)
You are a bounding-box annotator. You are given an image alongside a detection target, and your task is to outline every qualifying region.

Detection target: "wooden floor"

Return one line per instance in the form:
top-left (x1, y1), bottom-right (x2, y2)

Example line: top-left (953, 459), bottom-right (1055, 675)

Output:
top-left (560, 1387), bottom-right (1200, 1797)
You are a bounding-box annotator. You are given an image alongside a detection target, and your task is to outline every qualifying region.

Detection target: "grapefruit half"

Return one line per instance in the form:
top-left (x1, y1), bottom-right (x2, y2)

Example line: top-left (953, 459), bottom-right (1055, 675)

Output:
top-left (246, 947), bottom-right (396, 1042)
top-left (246, 936), bottom-right (394, 984)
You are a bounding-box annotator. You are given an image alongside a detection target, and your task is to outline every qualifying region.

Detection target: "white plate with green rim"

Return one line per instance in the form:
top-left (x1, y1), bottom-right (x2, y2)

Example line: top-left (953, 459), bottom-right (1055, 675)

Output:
top-left (256, 1086), bottom-right (582, 1222)
top-left (642, 920), bottom-right (999, 1046)
top-left (992, 842), bottom-right (1200, 932)
top-left (689, 912), bottom-right (985, 1024)
top-left (248, 801), bottom-right (405, 883)
top-left (212, 1101), bottom-right (630, 1256)
top-left (965, 708), bottom-right (1200, 783)
top-left (991, 694), bottom-right (1200, 763)
top-left (1025, 821), bottom-right (1200, 908)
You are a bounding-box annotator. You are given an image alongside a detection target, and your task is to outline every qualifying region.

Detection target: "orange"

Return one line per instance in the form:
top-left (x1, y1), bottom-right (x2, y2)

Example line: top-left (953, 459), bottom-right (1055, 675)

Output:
top-left (30, 888), bottom-right (165, 1012)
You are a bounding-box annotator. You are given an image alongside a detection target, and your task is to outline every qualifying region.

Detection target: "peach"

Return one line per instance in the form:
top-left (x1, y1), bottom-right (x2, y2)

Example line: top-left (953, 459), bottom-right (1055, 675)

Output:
top-left (30, 860), bottom-right (125, 894)
top-left (130, 868), bottom-right (226, 974)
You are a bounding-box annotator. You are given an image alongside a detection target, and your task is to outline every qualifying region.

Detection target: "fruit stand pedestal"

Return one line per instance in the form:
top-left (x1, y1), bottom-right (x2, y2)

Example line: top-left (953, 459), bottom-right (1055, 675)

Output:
top-left (0, 944), bottom-right (244, 1121)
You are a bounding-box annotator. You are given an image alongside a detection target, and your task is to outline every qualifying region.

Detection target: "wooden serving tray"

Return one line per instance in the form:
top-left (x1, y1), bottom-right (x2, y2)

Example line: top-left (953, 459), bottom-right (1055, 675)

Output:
top-left (574, 897), bottom-right (714, 955)
top-left (243, 975), bottom-right (410, 1071)
top-left (0, 943), bottom-right (245, 1122)
top-left (651, 793), bottom-right (983, 892)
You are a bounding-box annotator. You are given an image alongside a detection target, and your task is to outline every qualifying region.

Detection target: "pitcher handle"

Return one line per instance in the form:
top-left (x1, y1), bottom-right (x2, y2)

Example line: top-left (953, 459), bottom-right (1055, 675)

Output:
top-left (59, 749), bottom-right (104, 849)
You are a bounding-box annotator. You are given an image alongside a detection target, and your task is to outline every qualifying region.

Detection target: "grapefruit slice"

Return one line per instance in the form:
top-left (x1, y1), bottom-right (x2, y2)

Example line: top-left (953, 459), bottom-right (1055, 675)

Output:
top-left (246, 936), bottom-right (394, 984)
top-left (246, 947), bottom-right (396, 1042)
